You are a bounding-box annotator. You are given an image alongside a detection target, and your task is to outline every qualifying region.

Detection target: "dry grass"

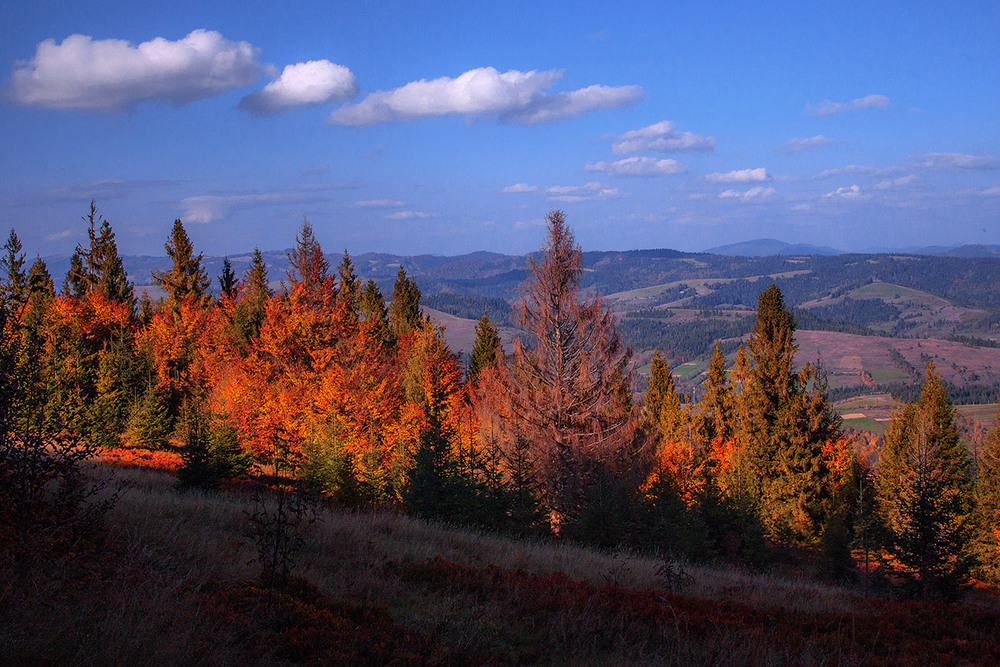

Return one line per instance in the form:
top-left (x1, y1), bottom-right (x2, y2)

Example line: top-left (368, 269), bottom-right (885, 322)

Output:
top-left (6, 465), bottom-right (997, 664)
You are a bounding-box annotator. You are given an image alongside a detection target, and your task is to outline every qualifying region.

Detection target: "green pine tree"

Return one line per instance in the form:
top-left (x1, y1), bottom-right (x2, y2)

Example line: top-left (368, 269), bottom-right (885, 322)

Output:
top-left (219, 257), bottom-right (237, 300)
top-left (152, 219), bottom-right (210, 312)
top-left (82, 201), bottom-right (135, 312)
top-left (389, 266), bottom-right (422, 335)
top-left (468, 315), bottom-right (501, 385)
top-left (337, 249), bottom-right (360, 320)
top-left (1, 229), bottom-right (27, 311)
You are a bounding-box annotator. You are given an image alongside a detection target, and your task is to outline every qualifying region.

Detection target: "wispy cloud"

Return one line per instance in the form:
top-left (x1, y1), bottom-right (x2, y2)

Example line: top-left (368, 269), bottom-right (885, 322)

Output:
top-left (180, 184), bottom-right (350, 223)
top-left (611, 120), bottom-right (715, 155)
top-left (704, 168), bottom-right (768, 184)
top-left (585, 157), bottom-right (686, 177)
top-left (7, 30), bottom-right (262, 111)
top-left (718, 186), bottom-right (776, 202)
top-left (385, 210), bottom-right (430, 219)
top-left (806, 94), bottom-right (889, 117)
top-left (239, 60), bottom-right (357, 114)
top-left (909, 153), bottom-right (1000, 170)
top-left (824, 184), bottom-right (865, 199)
top-left (780, 135), bottom-right (840, 153)
top-left (327, 67), bottom-right (640, 126)
top-left (546, 182), bottom-right (624, 203)
top-left (874, 175), bottom-right (918, 190)
top-left (810, 164), bottom-right (901, 180)
top-left (353, 199), bottom-right (405, 208)
top-left (501, 183), bottom-right (539, 194)
top-left (44, 229), bottom-right (76, 242)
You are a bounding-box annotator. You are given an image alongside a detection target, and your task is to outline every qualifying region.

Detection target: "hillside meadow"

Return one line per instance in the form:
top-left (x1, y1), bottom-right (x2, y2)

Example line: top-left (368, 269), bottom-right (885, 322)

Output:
top-left (4, 462), bottom-right (1000, 666)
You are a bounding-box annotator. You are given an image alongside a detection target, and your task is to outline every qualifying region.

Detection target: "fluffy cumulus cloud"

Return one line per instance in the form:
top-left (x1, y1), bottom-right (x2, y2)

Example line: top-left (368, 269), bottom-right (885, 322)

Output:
top-left (781, 135), bottom-right (839, 153)
top-left (611, 121), bottom-right (715, 155)
top-left (546, 182), bottom-right (623, 203)
top-left (718, 186), bottom-right (776, 202)
top-left (806, 94), bottom-right (889, 116)
top-left (326, 67), bottom-right (640, 126)
top-left (704, 168), bottom-right (768, 184)
top-left (585, 157), bottom-right (686, 177)
top-left (8, 30), bottom-right (262, 111)
top-left (909, 153), bottom-right (1000, 170)
top-left (239, 60), bottom-right (357, 114)
top-left (501, 183), bottom-right (539, 193)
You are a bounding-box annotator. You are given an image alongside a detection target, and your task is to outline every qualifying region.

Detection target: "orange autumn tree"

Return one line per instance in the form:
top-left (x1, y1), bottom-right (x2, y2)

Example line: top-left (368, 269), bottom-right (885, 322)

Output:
top-left (500, 211), bottom-right (645, 533)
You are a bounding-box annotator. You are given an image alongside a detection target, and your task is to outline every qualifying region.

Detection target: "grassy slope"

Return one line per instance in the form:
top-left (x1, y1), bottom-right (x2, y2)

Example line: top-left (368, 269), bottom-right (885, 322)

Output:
top-left (5, 464), bottom-right (1000, 665)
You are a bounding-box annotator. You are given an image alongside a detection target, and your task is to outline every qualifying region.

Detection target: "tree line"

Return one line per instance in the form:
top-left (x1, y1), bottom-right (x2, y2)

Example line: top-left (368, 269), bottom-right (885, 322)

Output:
top-left (1, 205), bottom-right (999, 600)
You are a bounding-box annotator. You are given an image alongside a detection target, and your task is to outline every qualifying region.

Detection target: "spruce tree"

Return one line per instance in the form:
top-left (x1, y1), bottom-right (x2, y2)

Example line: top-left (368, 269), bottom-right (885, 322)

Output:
top-left (232, 248), bottom-right (271, 345)
top-left (972, 400), bottom-right (1000, 583)
top-left (359, 279), bottom-right (393, 349)
top-left (877, 364), bottom-right (972, 599)
top-left (219, 257), bottom-right (237, 300)
top-left (63, 250), bottom-right (87, 299)
top-left (468, 315), bottom-right (501, 385)
top-left (1, 229), bottom-right (27, 311)
top-left (337, 249), bottom-right (360, 320)
top-left (502, 211), bottom-right (641, 531)
top-left (286, 218), bottom-right (331, 302)
top-left (82, 201), bottom-right (135, 312)
top-left (389, 266), bottom-right (422, 336)
top-left (644, 350), bottom-right (683, 444)
top-left (697, 342), bottom-right (734, 443)
top-left (152, 219), bottom-right (209, 311)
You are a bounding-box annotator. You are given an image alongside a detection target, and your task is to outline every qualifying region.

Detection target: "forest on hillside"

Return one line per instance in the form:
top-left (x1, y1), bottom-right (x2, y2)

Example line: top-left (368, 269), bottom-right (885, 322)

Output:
top-left (2, 205), bottom-right (1000, 605)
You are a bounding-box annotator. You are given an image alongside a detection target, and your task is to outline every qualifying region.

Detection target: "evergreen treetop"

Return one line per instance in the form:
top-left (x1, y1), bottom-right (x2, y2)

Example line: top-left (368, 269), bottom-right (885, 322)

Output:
top-left (152, 219), bottom-right (210, 310)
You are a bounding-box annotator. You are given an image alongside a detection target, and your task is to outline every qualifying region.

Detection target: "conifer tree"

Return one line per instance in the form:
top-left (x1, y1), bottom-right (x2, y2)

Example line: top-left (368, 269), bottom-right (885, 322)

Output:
top-left (286, 218), bottom-right (332, 303)
top-left (877, 363), bottom-right (972, 599)
top-left (1, 229), bottom-right (27, 310)
top-left (972, 400), bottom-right (1000, 583)
top-left (152, 219), bottom-right (209, 311)
top-left (644, 350), bottom-right (683, 443)
top-left (82, 201), bottom-right (135, 313)
top-left (501, 211), bottom-right (642, 531)
top-left (468, 315), bottom-right (501, 385)
top-left (337, 249), bottom-right (360, 320)
top-left (697, 342), bottom-right (734, 443)
top-left (219, 257), bottom-right (237, 300)
top-left (62, 250), bottom-right (87, 299)
top-left (389, 266), bottom-right (422, 336)
top-left (359, 279), bottom-right (393, 349)
top-left (232, 248), bottom-right (271, 345)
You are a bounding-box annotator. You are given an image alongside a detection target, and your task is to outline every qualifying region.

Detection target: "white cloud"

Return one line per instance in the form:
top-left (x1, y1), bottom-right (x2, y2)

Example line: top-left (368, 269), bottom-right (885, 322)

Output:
top-left (611, 120), bottom-right (715, 155)
top-left (326, 67), bottom-right (640, 126)
top-left (909, 153), bottom-right (1000, 170)
top-left (824, 184), bottom-right (864, 199)
top-left (806, 94), bottom-right (890, 117)
top-left (792, 203), bottom-right (811, 211)
top-left (385, 210), bottom-right (430, 219)
top-left (718, 186), bottom-right (776, 202)
top-left (353, 199), bottom-right (404, 208)
top-left (8, 30), bottom-right (262, 111)
top-left (179, 184), bottom-right (349, 223)
top-left (874, 175), bottom-right (918, 190)
top-left (810, 164), bottom-right (900, 180)
top-left (704, 167), bottom-right (768, 184)
top-left (239, 60), bottom-right (357, 114)
top-left (44, 229), bottom-right (76, 242)
top-left (781, 135), bottom-right (839, 153)
top-left (501, 183), bottom-right (539, 193)
top-left (979, 186), bottom-right (1000, 196)
top-left (585, 156), bottom-right (686, 177)
top-left (546, 181), bottom-right (624, 203)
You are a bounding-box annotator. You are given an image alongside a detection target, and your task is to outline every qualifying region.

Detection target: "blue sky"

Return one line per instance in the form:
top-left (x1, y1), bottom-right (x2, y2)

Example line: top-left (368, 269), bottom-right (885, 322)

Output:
top-left (2, 1), bottom-right (999, 259)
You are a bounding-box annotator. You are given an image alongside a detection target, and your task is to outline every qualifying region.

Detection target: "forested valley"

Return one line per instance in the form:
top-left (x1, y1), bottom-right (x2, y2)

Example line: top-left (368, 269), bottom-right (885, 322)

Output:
top-left (3, 205), bottom-right (1000, 663)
